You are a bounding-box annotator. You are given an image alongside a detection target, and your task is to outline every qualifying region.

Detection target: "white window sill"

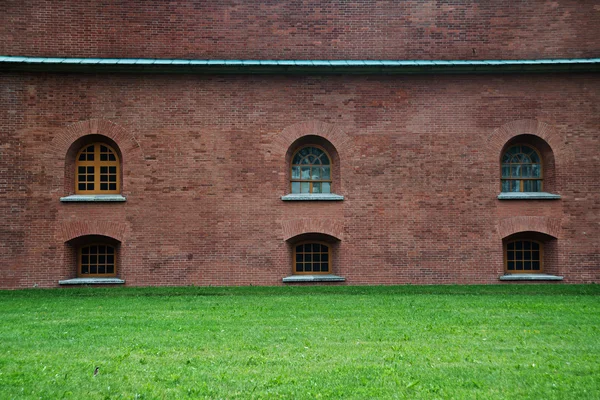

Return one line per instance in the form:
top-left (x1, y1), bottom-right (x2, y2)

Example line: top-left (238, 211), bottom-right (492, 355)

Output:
top-left (282, 274), bottom-right (346, 282)
top-left (281, 193), bottom-right (344, 201)
top-left (60, 195), bottom-right (127, 202)
top-left (59, 278), bottom-right (125, 285)
top-left (499, 274), bottom-right (563, 281)
top-left (497, 192), bottom-right (560, 200)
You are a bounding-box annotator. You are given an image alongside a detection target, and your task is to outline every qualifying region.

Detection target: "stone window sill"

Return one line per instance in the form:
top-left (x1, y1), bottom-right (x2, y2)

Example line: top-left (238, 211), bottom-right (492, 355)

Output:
top-left (497, 192), bottom-right (560, 200)
top-left (281, 193), bottom-right (344, 201)
top-left (283, 274), bottom-right (346, 283)
top-left (59, 278), bottom-right (125, 285)
top-left (60, 194), bottom-right (127, 202)
top-left (499, 274), bottom-right (563, 281)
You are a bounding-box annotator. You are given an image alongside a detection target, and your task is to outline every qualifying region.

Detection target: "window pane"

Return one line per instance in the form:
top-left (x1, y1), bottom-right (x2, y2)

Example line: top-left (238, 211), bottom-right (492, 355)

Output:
top-left (90, 265), bottom-right (97, 274)
top-left (311, 167), bottom-right (321, 180)
top-left (322, 167), bottom-right (331, 180)
top-left (301, 167), bottom-right (310, 180)
top-left (507, 242), bottom-right (514, 251)
top-left (515, 242), bottom-right (523, 250)
top-left (291, 166), bottom-right (300, 179)
top-left (107, 255), bottom-right (114, 264)
top-left (100, 154), bottom-right (108, 161)
top-left (322, 254), bottom-right (329, 262)
top-left (81, 255), bottom-right (89, 264)
top-left (296, 254), bottom-right (303, 262)
top-left (530, 152), bottom-right (540, 163)
top-left (523, 241), bottom-right (531, 250)
top-left (101, 166), bottom-right (107, 173)
top-left (107, 265), bottom-right (114, 274)
top-left (87, 183), bottom-right (94, 190)
top-left (300, 182), bottom-right (310, 193)
top-left (296, 245), bottom-right (303, 253)
top-left (78, 154), bottom-right (86, 161)
top-left (87, 166), bottom-right (94, 173)
top-left (314, 254), bottom-right (321, 262)
top-left (511, 180), bottom-right (520, 192)
top-left (305, 254), bottom-right (312, 262)
top-left (312, 182), bottom-right (321, 193)
top-left (78, 183), bottom-right (86, 191)
top-left (507, 261), bottom-right (514, 270)
top-left (292, 152), bottom-right (303, 164)
top-left (522, 165), bottom-right (532, 178)
top-left (532, 164), bottom-right (541, 178)
top-left (523, 180), bottom-right (534, 192)
top-left (101, 183), bottom-right (108, 191)
top-left (501, 165), bottom-right (510, 178)
top-left (322, 182), bottom-right (331, 193)
top-left (291, 182), bottom-right (300, 194)
top-left (81, 265), bottom-right (89, 274)
top-left (321, 154), bottom-right (330, 165)
top-left (501, 180), bottom-right (510, 192)
top-left (532, 261), bottom-right (540, 270)
top-left (524, 261), bottom-right (531, 270)
top-left (109, 166), bottom-right (116, 174)
top-left (78, 166), bottom-right (86, 174)
top-left (107, 247), bottom-right (114, 254)
top-left (516, 261), bottom-right (523, 270)
top-left (523, 251), bottom-right (531, 260)
top-left (108, 153), bottom-right (116, 161)
top-left (511, 166), bottom-right (521, 177)
top-left (507, 251), bottom-right (514, 261)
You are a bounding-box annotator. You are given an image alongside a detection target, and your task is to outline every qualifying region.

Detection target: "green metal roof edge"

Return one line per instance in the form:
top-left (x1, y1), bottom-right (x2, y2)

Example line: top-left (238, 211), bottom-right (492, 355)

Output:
top-left (1, 56), bottom-right (599, 74)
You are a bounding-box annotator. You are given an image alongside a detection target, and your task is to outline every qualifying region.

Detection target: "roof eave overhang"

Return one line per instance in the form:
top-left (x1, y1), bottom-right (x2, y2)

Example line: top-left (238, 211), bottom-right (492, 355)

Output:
top-left (1, 56), bottom-right (599, 74)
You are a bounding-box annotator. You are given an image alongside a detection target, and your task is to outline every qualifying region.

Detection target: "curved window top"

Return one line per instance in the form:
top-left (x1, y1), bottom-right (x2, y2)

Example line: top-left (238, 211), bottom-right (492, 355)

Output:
top-left (501, 144), bottom-right (542, 193)
top-left (291, 146), bottom-right (332, 194)
top-left (75, 143), bottom-right (120, 194)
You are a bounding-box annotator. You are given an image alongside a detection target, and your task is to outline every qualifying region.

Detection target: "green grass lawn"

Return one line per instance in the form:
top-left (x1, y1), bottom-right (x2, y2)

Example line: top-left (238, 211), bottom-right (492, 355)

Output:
top-left (0, 285), bottom-right (598, 399)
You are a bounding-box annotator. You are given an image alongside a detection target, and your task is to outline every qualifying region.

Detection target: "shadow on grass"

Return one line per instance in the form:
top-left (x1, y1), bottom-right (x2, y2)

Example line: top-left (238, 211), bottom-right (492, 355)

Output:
top-left (1, 284), bottom-right (598, 299)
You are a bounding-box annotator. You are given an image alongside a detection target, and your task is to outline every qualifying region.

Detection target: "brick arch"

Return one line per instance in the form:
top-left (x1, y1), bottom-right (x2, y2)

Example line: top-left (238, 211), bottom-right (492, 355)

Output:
top-left (50, 119), bottom-right (143, 160)
top-left (58, 220), bottom-right (128, 243)
top-left (487, 119), bottom-right (569, 160)
top-left (281, 219), bottom-right (344, 241)
top-left (271, 120), bottom-right (352, 158)
top-left (497, 216), bottom-right (561, 239)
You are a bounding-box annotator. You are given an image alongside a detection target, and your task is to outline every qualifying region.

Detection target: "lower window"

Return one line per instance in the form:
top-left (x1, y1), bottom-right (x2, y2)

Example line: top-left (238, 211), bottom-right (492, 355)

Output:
top-left (505, 240), bottom-right (542, 273)
top-left (79, 244), bottom-right (117, 277)
top-left (294, 242), bottom-right (330, 274)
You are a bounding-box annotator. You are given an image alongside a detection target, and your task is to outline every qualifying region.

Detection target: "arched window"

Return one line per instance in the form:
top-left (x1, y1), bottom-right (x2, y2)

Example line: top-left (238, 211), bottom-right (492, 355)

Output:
top-left (75, 143), bottom-right (120, 194)
top-left (505, 240), bottom-right (542, 273)
top-left (294, 242), bottom-right (330, 274)
top-left (501, 144), bottom-right (542, 192)
top-left (78, 243), bottom-right (117, 277)
top-left (291, 146), bottom-right (332, 194)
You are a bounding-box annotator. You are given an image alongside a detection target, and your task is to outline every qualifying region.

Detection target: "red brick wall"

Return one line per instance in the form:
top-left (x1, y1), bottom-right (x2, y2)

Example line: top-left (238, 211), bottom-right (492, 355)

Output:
top-left (2, 1), bottom-right (599, 60)
top-left (1, 72), bottom-right (598, 288)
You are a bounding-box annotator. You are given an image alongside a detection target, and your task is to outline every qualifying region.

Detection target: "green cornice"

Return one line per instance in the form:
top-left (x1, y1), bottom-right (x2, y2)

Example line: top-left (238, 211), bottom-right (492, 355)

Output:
top-left (1, 56), bottom-right (599, 74)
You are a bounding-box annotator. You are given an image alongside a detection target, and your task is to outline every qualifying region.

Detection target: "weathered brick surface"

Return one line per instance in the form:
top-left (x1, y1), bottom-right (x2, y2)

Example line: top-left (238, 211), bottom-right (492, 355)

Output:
top-left (1, 72), bottom-right (598, 288)
top-left (0, 2), bottom-right (599, 288)
top-left (1, 1), bottom-right (599, 60)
